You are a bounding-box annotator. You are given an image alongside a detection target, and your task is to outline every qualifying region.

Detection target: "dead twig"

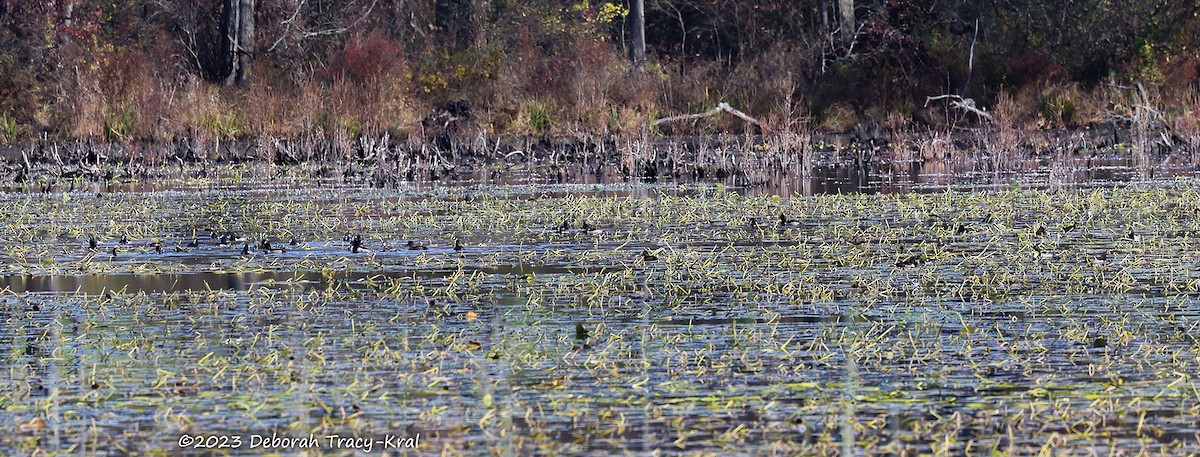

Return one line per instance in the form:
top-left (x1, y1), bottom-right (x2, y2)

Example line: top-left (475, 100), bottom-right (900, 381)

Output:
top-left (925, 95), bottom-right (994, 123)
top-left (652, 102), bottom-right (762, 128)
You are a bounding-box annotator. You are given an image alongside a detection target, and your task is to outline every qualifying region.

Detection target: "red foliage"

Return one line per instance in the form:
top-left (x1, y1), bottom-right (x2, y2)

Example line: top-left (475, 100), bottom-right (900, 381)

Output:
top-left (1008, 52), bottom-right (1064, 87)
top-left (328, 32), bottom-right (405, 84)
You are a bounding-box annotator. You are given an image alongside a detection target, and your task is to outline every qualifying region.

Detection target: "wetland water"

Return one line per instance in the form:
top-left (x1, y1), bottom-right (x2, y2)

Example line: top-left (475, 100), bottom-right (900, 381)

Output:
top-left (3, 161), bottom-right (1200, 455)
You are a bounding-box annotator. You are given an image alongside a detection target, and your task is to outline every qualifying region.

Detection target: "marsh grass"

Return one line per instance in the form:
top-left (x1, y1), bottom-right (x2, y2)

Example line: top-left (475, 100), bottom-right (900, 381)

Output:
top-left (2, 176), bottom-right (1200, 455)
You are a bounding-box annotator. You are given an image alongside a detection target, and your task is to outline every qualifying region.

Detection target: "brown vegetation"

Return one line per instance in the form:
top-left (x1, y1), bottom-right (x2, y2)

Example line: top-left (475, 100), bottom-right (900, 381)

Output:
top-left (0, 1), bottom-right (1197, 178)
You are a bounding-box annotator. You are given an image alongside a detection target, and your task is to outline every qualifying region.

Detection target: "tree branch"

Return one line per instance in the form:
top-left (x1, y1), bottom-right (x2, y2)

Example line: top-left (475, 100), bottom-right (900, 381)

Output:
top-left (924, 94), bottom-right (994, 122)
top-left (653, 102), bottom-right (762, 127)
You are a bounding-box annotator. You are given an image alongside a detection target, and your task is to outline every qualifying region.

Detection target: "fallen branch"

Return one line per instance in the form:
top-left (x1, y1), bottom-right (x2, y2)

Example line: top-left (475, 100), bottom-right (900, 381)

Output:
top-left (925, 94), bottom-right (993, 123)
top-left (653, 102), bottom-right (761, 128)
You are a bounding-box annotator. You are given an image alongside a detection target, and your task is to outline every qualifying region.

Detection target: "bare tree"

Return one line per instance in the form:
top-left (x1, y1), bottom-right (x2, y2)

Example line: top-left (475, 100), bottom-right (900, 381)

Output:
top-left (631, 0), bottom-right (646, 71)
top-left (222, 0), bottom-right (254, 85)
top-left (837, 0), bottom-right (853, 45)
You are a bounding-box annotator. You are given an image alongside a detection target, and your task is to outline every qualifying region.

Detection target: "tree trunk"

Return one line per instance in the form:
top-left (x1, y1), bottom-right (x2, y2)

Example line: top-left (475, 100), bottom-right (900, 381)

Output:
top-left (435, 0), bottom-right (476, 51)
top-left (630, 0), bottom-right (646, 71)
top-left (837, 0), bottom-right (854, 45)
top-left (222, 0), bottom-right (254, 86)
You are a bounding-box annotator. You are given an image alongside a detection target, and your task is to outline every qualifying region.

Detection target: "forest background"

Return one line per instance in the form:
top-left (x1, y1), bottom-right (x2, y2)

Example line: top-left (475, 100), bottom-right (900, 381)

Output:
top-left (0, 1), bottom-right (1197, 150)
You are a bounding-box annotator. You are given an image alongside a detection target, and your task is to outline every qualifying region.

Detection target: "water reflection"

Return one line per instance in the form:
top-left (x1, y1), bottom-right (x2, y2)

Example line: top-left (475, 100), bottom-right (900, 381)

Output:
top-left (0, 271), bottom-right (305, 294)
top-left (3, 154), bottom-right (1197, 198)
top-left (0, 263), bottom-right (613, 294)
top-left (461, 155), bottom-right (1200, 197)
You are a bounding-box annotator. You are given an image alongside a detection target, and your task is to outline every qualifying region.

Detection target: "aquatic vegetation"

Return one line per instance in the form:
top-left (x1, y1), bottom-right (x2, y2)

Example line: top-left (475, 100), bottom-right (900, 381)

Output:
top-left (1, 173), bottom-right (1200, 455)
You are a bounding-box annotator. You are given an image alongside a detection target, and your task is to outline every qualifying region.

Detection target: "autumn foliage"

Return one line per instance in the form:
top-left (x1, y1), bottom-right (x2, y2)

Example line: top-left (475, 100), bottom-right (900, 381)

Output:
top-left (0, 0), bottom-right (1197, 144)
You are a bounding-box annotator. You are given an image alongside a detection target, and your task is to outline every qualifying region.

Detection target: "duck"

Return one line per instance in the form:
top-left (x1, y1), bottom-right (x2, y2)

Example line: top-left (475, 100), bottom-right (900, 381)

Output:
top-left (579, 220), bottom-right (602, 235)
top-left (453, 239), bottom-right (464, 251)
top-left (88, 236), bottom-right (98, 251)
top-left (350, 235), bottom-right (363, 253)
top-left (153, 243), bottom-right (163, 254)
top-left (641, 249), bottom-right (659, 262)
top-left (241, 243), bottom-right (250, 256)
top-left (109, 247), bottom-right (118, 261)
top-left (779, 213), bottom-right (800, 227)
top-left (1033, 246), bottom-right (1054, 260)
top-left (407, 240), bottom-right (428, 250)
top-left (261, 240), bottom-right (286, 253)
top-left (895, 254), bottom-right (923, 268)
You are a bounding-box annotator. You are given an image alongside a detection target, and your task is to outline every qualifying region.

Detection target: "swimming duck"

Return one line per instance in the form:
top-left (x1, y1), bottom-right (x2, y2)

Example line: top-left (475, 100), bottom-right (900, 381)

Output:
top-left (350, 235), bottom-right (363, 253)
top-left (241, 243), bottom-right (250, 256)
top-left (453, 239), bottom-right (464, 251)
top-left (641, 249), bottom-right (658, 262)
top-left (261, 240), bottom-right (286, 253)
top-left (88, 236), bottom-right (97, 251)
top-left (407, 240), bottom-right (428, 250)
top-left (895, 254), bottom-right (923, 268)
top-left (779, 213), bottom-right (800, 227)
top-left (579, 220), bottom-right (602, 234)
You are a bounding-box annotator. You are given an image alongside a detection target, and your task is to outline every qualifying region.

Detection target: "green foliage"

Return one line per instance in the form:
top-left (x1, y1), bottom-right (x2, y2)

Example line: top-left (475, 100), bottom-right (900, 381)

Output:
top-left (104, 107), bottom-right (136, 142)
top-left (1040, 92), bottom-right (1077, 126)
top-left (202, 111), bottom-right (246, 140)
top-left (0, 113), bottom-right (18, 144)
top-left (338, 115), bottom-right (363, 137)
top-left (529, 103), bottom-right (551, 132)
top-left (594, 2), bottom-right (628, 25)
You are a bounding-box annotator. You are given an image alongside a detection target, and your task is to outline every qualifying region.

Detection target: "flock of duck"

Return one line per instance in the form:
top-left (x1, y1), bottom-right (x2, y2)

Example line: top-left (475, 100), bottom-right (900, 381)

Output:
top-left (81, 211), bottom-right (1111, 265)
top-left (85, 231), bottom-right (461, 261)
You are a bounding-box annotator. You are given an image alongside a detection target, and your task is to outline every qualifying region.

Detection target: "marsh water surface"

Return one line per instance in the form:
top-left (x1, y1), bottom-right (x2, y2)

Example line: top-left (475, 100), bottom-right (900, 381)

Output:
top-left (2, 160), bottom-right (1200, 455)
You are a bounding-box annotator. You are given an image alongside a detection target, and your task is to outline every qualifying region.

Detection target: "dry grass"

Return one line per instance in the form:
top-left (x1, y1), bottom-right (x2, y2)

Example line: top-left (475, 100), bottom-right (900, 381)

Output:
top-left (1170, 87), bottom-right (1200, 149)
top-left (987, 91), bottom-right (1024, 170)
top-left (919, 132), bottom-right (952, 161)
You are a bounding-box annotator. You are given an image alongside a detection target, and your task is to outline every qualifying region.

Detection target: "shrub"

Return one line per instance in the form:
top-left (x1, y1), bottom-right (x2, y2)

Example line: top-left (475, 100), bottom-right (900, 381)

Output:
top-left (329, 32), bottom-right (405, 85)
top-left (1040, 87), bottom-right (1079, 127)
top-left (0, 113), bottom-right (19, 144)
top-left (529, 102), bottom-right (552, 133)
